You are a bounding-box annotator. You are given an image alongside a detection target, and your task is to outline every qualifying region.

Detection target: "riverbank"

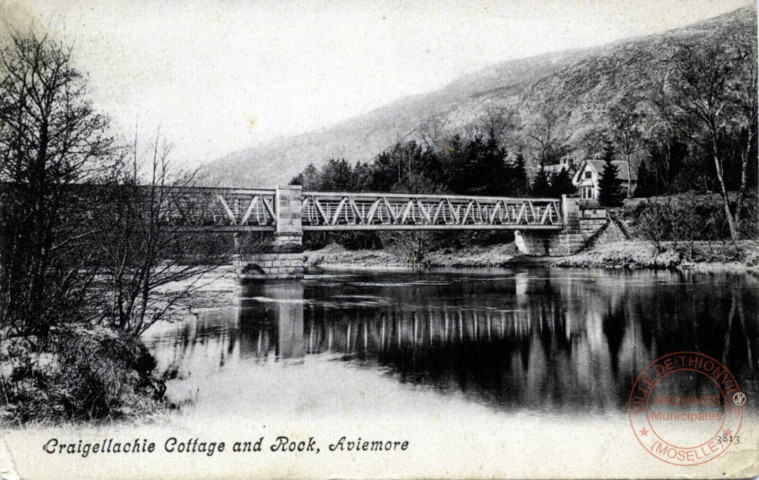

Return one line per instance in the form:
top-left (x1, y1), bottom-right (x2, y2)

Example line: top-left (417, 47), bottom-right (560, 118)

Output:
top-left (149, 239), bottom-right (759, 317)
top-left (303, 242), bottom-right (553, 270)
top-left (554, 240), bottom-right (759, 272)
top-left (304, 240), bottom-right (759, 273)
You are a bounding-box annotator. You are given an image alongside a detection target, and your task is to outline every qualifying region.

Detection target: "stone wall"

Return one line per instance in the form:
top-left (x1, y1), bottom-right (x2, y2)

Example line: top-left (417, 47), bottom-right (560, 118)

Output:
top-left (584, 211), bottom-right (631, 249)
top-left (515, 196), bottom-right (611, 256)
top-left (235, 252), bottom-right (304, 280)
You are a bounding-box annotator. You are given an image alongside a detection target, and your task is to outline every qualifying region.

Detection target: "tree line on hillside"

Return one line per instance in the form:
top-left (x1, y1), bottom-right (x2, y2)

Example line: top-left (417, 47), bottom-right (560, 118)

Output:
top-left (291, 30), bottom-right (758, 240)
top-left (289, 135), bottom-right (577, 198)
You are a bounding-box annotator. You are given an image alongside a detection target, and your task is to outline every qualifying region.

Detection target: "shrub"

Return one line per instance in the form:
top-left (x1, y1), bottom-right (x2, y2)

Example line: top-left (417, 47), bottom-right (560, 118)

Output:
top-left (631, 194), bottom-right (738, 259)
top-left (634, 201), bottom-right (674, 253)
top-left (737, 192), bottom-right (759, 239)
top-left (1, 326), bottom-right (165, 424)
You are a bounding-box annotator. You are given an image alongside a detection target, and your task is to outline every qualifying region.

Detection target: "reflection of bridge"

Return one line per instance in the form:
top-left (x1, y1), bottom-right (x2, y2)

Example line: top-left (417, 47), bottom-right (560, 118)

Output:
top-left (164, 186), bottom-right (611, 279)
top-left (236, 282), bottom-right (538, 360)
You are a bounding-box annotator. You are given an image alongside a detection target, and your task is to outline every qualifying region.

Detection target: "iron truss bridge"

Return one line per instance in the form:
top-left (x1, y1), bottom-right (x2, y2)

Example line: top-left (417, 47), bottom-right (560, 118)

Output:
top-left (300, 192), bottom-right (563, 230)
top-left (160, 188), bottom-right (564, 231)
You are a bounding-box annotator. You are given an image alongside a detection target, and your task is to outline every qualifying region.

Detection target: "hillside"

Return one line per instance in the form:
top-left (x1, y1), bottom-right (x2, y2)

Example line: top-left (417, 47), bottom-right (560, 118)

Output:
top-left (202, 6), bottom-right (757, 188)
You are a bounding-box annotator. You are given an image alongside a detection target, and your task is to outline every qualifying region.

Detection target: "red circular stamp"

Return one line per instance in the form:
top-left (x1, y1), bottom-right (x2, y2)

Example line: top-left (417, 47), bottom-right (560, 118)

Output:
top-left (628, 351), bottom-right (744, 466)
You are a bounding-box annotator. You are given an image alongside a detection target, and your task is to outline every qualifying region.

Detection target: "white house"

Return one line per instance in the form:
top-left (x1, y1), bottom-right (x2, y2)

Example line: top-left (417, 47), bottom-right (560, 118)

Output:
top-left (571, 160), bottom-right (637, 200)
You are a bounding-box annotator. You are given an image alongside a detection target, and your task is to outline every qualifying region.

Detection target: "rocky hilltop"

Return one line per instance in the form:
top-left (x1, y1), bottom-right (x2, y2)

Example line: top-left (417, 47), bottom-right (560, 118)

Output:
top-left (202, 7), bottom-right (756, 188)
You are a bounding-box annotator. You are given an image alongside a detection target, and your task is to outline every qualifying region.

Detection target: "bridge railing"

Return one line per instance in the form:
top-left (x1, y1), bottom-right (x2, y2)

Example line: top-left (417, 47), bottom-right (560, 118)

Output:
top-left (301, 191), bottom-right (563, 230)
top-left (159, 187), bottom-right (277, 230)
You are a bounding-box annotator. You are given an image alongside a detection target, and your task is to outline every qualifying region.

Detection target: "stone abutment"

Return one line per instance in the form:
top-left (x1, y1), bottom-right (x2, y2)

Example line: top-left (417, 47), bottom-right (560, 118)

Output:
top-left (514, 196), bottom-right (611, 256)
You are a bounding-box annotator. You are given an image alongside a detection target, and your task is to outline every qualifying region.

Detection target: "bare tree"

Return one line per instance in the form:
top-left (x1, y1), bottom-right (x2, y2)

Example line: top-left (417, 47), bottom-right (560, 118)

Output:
top-left (0, 32), bottom-right (114, 340)
top-left (394, 232), bottom-right (432, 270)
top-left (579, 128), bottom-right (607, 158)
top-left (527, 103), bottom-right (563, 166)
top-left (480, 105), bottom-right (517, 144)
top-left (730, 34), bottom-right (758, 227)
top-left (635, 201), bottom-right (674, 254)
top-left (0, 29), bottom-right (243, 423)
top-left (418, 116), bottom-right (448, 149)
top-left (381, 172), bottom-right (445, 270)
top-left (93, 133), bottom-right (254, 337)
top-left (607, 93), bottom-right (645, 198)
top-left (651, 36), bottom-right (756, 240)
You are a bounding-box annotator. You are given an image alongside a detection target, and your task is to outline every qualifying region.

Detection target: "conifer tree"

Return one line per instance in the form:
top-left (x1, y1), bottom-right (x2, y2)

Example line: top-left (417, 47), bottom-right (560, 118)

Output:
top-left (549, 168), bottom-right (577, 196)
top-left (634, 160), bottom-right (656, 198)
top-left (512, 151), bottom-right (530, 196)
top-left (530, 164), bottom-right (551, 196)
top-left (597, 141), bottom-right (625, 206)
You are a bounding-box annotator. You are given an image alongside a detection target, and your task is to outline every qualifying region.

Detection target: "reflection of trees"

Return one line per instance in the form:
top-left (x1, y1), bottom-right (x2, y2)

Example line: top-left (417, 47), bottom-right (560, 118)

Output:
top-left (143, 270), bottom-right (759, 413)
top-left (297, 278), bottom-right (624, 412)
top-left (724, 289), bottom-right (756, 383)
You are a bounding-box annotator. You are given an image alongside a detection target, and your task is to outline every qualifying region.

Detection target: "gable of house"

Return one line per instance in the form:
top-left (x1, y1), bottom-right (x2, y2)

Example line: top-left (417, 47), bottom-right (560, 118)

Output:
top-left (572, 161), bottom-right (603, 185)
top-left (572, 160), bottom-right (637, 184)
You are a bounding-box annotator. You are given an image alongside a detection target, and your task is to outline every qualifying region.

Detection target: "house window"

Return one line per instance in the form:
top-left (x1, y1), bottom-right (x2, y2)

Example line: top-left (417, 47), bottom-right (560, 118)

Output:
top-left (584, 171), bottom-right (592, 179)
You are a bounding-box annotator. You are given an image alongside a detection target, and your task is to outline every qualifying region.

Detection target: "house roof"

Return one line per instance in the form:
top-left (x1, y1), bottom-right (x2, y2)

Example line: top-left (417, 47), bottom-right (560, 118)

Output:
top-left (573, 159), bottom-right (637, 182)
top-left (543, 163), bottom-right (576, 175)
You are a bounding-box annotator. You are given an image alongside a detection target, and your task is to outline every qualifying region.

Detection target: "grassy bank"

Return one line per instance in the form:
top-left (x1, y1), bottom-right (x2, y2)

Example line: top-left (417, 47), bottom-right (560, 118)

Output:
top-left (304, 240), bottom-right (759, 273)
top-left (553, 240), bottom-right (759, 272)
top-left (304, 242), bottom-right (550, 270)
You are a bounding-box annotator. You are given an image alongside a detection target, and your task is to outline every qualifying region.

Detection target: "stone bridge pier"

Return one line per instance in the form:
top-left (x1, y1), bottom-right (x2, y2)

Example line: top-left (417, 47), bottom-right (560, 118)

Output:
top-left (514, 195), bottom-right (610, 256)
top-left (235, 185), bottom-right (305, 280)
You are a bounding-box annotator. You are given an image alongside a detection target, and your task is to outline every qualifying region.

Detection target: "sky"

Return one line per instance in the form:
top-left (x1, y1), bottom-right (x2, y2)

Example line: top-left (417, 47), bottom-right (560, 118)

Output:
top-left (8, 0), bottom-right (754, 168)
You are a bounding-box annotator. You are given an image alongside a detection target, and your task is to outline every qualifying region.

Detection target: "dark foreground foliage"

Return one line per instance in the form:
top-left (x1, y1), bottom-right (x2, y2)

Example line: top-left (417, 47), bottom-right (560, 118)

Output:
top-left (0, 326), bottom-right (165, 425)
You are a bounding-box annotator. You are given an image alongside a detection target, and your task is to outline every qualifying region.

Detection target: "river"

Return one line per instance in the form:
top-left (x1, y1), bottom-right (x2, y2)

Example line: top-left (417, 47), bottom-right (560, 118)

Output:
top-left (9, 268), bottom-right (759, 478)
top-left (143, 268), bottom-right (759, 418)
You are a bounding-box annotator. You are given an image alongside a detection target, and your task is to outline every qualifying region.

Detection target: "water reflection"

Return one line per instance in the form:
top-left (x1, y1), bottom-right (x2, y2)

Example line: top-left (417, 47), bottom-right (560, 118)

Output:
top-left (250, 283), bottom-right (305, 359)
top-left (143, 269), bottom-right (759, 413)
